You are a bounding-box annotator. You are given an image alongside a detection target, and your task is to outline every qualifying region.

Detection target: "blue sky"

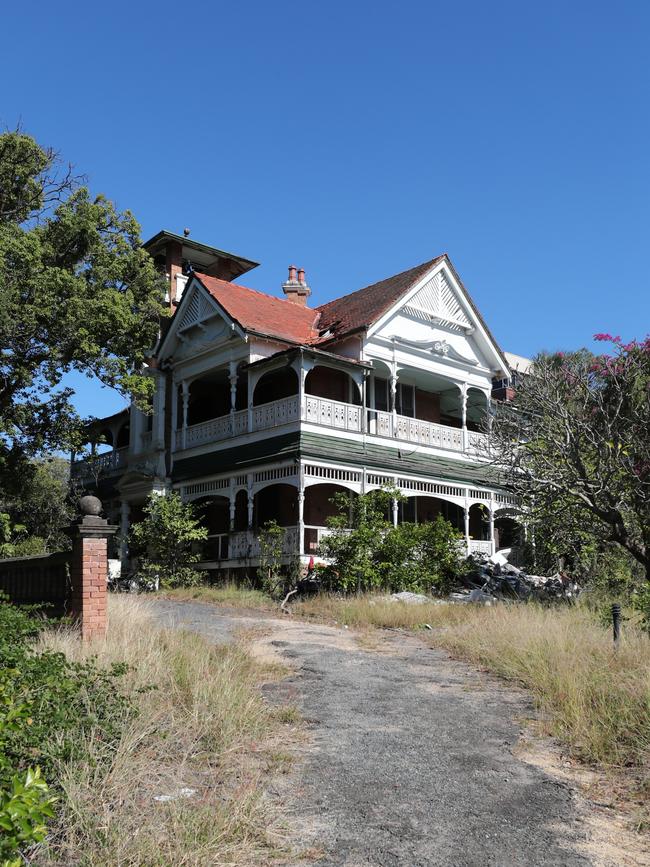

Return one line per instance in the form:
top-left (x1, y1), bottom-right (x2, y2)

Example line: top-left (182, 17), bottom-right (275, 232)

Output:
top-left (2, 1), bottom-right (649, 418)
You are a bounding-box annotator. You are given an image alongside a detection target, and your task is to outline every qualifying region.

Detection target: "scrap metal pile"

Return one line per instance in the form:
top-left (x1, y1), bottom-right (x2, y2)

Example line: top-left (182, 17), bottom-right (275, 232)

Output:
top-left (451, 548), bottom-right (581, 604)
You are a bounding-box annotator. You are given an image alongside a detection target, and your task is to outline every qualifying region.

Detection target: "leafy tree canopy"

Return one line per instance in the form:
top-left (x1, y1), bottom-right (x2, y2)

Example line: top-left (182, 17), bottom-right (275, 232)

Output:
top-left (130, 493), bottom-right (207, 588)
top-left (0, 130), bottom-right (166, 480)
top-left (491, 335), bottom-right (650, 581)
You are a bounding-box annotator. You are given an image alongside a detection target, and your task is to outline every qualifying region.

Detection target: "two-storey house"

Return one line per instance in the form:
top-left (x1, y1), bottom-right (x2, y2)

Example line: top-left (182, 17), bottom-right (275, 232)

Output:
top-left (72, 231), bottom-right (520, 574)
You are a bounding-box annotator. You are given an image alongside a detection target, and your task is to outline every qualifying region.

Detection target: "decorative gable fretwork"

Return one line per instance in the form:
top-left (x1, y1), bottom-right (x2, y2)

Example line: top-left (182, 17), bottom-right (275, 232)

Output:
top-left (403, 270), bottom-right (473, 333)
top-left (177, 287), bottom-right (220, 333)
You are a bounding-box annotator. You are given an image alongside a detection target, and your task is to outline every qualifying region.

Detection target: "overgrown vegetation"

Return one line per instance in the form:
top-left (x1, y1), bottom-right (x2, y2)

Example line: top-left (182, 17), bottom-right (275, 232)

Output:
top-left (319, 488), bottom-right (467, 594)
top-left (257, 520), bottom-right (287, 596)
top-left (36, 596), bottom-right (295, 865)
top-left (0, 598), bottom-right (131, 863)
top-left (130, 492), bottom-right (208, 588)
top-left (491, 335), bottom-right (650, 583)
top-left (0, 457), bottom-right (74, 559)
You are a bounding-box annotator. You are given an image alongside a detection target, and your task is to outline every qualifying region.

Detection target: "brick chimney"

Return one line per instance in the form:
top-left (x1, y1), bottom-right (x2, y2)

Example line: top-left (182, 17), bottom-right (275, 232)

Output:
top-left (282, 264), bottom-right (311, 306)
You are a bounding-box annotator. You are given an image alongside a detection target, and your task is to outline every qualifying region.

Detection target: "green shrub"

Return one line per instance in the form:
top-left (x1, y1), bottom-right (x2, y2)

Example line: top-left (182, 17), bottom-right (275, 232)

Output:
top-left (378, 517), bottom-right (467, 595)
top-left (0, 599), bottom-right (133, 861)
top-left (319, 488), bottom-right (466, 594)
top-left (130, 492), bottom-right (208, 588)
top-left (0, 767), bottom-right (57, 865)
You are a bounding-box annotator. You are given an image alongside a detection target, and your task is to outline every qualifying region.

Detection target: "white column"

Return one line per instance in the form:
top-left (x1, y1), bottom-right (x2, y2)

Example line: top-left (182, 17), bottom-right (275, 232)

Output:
top-left (229, 361), bottom-right (238, 436)
top-left (247, 374), bottom-right (254, 433)
top-left (119, 501), bottom-right (130, 567)
top-left (229, 488), bottom-right (236, 531)
top-left (390, 371), bottom-right (398, 438)
top-left (392, 497), bottom-right (399, 527)
top-left (153, 372), bottom-right (166, 451)
top-left (460, 384), bottom-right (468, 452)
top-left (463, 503), bottom-right (471, 555)
top-left (181, 381), bottom-right (189, 450)
top-left (297, 485), bottom-right (305, 557)
top-left (488, 503), bottom-right (495, 555)
top-left (247, 477), bottom-right (254, 529)
top-left (299, 362), bottom-right (308, 421)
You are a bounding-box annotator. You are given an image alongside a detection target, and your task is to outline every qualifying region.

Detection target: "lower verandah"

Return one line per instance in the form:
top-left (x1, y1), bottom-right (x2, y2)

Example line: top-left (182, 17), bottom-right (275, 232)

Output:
top-left (174, 462), bottom-right (518, 568)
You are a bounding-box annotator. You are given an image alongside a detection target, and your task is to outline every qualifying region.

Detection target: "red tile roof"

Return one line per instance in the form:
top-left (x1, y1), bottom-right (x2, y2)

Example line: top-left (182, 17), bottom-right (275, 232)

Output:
top-left (315, 256), bottom-right (445, 339)
top-left (196, 274), bottom-right (319, 344)
top-left (192, 257), bottom-right (444, 346)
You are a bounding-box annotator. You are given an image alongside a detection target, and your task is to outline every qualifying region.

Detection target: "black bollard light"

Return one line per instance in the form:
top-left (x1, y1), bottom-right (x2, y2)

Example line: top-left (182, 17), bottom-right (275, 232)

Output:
top-left (611, 602), bottom-right (621, 647)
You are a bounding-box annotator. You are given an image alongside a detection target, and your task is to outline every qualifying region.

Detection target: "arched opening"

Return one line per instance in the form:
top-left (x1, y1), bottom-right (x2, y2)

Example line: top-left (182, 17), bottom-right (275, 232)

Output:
top-left (469, 502), bottom-right (491, 541)
top-left (494, 511), bottom-right (524, 551)
top-left (194, 495), bottom-right (230, 560)
top-left (115, 422), bottom-right (130, 448)
top-left (398, 496), bottom-right (464, 532)
top-left (186, 369), bottom-right (231, 426)
top-left (233, 489), bottom-right (248, 532)
top-left (95, 428), bottom-right (114, 455)
top-left (253, 367), bottom-right (298, 406)
top-left (466, 388), bottom-right (489, 432)
top-left (253, 483), bottom-right (297, 528)
top-left (304, 483), bottom-right (358, 554)
top-left (305, 366), bottom-right (361, 405)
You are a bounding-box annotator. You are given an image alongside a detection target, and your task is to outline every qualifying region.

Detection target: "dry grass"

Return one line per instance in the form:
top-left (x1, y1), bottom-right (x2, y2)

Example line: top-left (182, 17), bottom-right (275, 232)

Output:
top-left (35, 596), bottom-right (298, 866)
top-left (292, 593), bottom-right (469, 629)
top-left (427, 604), bottom-right (650, 770)
top-left (165, 583), bottom-right (276, 611)
top-left (155, 585), bottom-right (650, 820)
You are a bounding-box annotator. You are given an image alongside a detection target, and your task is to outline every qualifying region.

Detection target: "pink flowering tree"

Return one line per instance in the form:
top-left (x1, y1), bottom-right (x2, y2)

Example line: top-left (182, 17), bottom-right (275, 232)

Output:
top-left (490, 335), bottom-right (650, 582)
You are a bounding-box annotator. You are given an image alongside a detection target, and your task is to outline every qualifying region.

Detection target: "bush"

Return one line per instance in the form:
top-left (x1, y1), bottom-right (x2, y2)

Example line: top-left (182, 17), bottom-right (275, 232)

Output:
top-left (0, 599), bottom-right (133, 862)
top-left (130, 492), bottom-right (208, 588)
top-left (319, 488), bottom-right (466, 594)
top-left (0, 767), bottom-right (57, 865)
top-left (378, 517), bottom-right (467, 595)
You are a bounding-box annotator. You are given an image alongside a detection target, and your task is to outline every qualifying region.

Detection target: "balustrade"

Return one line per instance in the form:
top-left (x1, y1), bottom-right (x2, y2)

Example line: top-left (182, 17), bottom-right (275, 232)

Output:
top-left (71, 446), bottom-right (128, 479)
top-left (252, 395), bottom-right (299, 431)
top-left (171, 392), bottom-right (487, 458)
top-left (304, 396), bottom-right (362, 432)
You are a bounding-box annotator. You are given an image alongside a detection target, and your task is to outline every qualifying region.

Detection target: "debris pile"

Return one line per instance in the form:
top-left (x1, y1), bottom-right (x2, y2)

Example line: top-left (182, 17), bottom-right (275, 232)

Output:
top-left (453, 549), bottom-right (580, 604)
top-left (389, 591), bottom-right (433, 605)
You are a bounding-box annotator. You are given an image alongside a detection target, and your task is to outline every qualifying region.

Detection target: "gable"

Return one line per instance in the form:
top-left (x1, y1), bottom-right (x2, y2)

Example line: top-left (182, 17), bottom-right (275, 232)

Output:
top-left (368, 260), bottom-right (508, 375)
top-left (176, 283), bottom-right (224, 333)
top-left (157, 277), bottom-right (243, 362)
top-left (402, 269), bottom-right (473, 332)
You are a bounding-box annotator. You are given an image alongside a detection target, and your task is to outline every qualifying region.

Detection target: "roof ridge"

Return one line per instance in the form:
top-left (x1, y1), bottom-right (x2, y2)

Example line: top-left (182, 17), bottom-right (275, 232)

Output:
top-left (315, 255), bottom-right (445, 314)
top-left (196, 272), bottom-right (298, 306)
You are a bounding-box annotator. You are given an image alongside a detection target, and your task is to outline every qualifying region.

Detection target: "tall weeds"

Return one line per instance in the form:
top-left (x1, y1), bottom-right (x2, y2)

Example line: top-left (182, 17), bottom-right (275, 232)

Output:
top-left (35, 596), bottom-right (291, 866)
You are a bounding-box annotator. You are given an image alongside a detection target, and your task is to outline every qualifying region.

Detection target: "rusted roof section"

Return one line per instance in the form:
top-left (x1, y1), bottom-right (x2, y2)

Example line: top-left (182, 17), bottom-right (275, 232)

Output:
top-left (314, 256), bottom-right (445, 339)
top-left (195, 273), bottom-right (319, 344)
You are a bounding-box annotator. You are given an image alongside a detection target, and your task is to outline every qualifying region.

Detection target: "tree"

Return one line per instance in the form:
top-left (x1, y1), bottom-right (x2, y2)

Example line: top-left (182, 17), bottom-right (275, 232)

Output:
top-left (320, 488), bottom-right (393, 593)
top-left (490, 335), bottom-right (650, 581)
top-left (256, 520), bottom-right (286, 596)
top-left (320, 488), bottom-right (466, 594)
top-left (378, 517), bottom-right (466, 595)
top-left (129, 493), bottom-right (208, 588)
top-left (0, 456), bottom-right (74, 556)
top-left (0, 130), bottom-right (166, 481)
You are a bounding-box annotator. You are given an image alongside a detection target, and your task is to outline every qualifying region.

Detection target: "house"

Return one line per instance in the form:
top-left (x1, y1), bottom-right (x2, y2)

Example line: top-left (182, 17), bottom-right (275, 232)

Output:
top-left (72, 231), bottom-right (521, 575)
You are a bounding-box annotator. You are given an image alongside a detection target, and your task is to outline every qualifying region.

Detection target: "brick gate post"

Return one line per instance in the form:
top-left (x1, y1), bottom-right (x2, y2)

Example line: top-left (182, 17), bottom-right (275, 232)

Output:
top-left (69, 496), bottom-right (117, 640)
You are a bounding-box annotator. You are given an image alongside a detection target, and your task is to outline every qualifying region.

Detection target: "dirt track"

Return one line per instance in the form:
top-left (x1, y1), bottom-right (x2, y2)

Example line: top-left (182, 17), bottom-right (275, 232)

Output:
top-left (150, 599), bottom-right (644, 867)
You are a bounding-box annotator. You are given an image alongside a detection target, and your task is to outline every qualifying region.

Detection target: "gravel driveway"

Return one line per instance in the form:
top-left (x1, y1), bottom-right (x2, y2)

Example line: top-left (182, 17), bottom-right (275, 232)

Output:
top-left (150, 599), bottom-right (595, 867)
